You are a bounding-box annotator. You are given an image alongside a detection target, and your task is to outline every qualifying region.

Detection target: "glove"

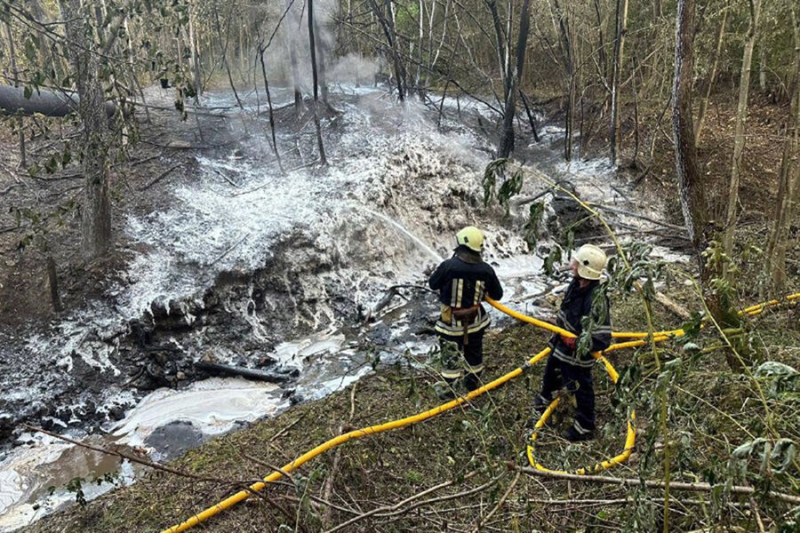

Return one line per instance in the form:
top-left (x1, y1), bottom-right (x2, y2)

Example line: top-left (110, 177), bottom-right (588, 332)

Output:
top-left (560, 335), bottom-right (577, 350)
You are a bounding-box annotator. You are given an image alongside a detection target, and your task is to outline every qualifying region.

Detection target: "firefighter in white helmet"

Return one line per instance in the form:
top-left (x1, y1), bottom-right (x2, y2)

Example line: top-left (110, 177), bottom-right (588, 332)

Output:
top-left (533, 244), bottom-right (612, 441)
top-left (429, 226), bottom-right (504, 398)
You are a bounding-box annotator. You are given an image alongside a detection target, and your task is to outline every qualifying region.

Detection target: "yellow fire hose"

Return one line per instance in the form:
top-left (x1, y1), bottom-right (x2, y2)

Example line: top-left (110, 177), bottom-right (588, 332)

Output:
top-left (162, 292), bottom-right (800, 533)
top-left (161, 347), bottom-right (552, 533)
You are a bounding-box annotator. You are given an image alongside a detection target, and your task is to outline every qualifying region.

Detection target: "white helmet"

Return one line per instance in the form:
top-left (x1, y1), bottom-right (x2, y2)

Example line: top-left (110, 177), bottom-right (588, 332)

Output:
top-left (456, 226), bottom-right (484, 252)
top-left (573, 244), bottom-right (607, 280)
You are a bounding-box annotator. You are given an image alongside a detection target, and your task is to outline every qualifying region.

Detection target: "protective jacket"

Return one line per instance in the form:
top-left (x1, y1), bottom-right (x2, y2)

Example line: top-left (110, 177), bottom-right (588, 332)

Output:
top-left (429, 246), bottom-right (503, 338)
top-left (549, 278), bottom-right (612, 368)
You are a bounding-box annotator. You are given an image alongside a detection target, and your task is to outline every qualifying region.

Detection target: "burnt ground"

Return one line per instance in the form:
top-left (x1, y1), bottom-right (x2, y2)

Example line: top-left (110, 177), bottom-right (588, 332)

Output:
top-left (0, 88), bottom-right (352, 446)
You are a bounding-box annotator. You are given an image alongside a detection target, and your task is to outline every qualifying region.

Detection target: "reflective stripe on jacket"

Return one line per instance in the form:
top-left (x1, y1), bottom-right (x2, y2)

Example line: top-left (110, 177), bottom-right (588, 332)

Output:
top-left (429, 247), bottom-right (503, 338)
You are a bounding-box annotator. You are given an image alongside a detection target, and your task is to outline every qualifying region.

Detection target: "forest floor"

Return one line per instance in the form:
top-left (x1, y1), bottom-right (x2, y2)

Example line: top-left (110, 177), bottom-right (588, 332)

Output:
top-left (3, 86), bottom-right (800, 532)
top-left (18, 291), bottom-right (800, 532)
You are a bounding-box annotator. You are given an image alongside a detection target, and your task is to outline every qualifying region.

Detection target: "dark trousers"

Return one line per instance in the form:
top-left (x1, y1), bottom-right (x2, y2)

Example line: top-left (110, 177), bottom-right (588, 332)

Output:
top-left (540, 354), bottom-right (595, 431)
top-left (439, 330), bottom-right (484, 391)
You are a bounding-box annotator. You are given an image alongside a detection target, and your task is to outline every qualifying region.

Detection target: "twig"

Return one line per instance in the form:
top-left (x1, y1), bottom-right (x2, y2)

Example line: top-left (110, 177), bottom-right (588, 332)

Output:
top-left (128, 153), bottom-right (162, 167)
top-left (240, 453), bottom-right (299, 487)
top-left (471, 470), bottom-right (520, 533)
top-left (516, 465), bottom-right (800, 504)
top-left (654, 292), bottom-right (691, 320)
top-left (269, 412), bottom-right (309, 443)
top-left (378, 474), bottom-right (501, 520)
top-left (210, 233), bottom-right (250, 266)
top-left (750, 497), bottom-right (766, 533)
top-left (587, 202), bottom-right (686, 232)
top-left (324, 471), bottom-right (486, 533)
top-left (138, 163), bottom-right (181, 191)
top-left (210, 167), bottom-right (240, 187)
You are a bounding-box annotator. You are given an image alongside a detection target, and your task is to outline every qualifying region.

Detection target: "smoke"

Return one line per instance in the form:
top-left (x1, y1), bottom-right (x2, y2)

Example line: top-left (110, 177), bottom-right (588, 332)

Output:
top-left (327, 54), bottom-right (380, 87)
top-left (259, 0), bottom-right (381, 91)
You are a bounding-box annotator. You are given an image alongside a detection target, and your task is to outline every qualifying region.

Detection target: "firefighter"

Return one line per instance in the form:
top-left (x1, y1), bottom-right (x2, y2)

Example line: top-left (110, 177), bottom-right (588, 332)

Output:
top-left (429, 226), bottom-right (503, 398)
top-left (533, 244), bottom-right (612, 441)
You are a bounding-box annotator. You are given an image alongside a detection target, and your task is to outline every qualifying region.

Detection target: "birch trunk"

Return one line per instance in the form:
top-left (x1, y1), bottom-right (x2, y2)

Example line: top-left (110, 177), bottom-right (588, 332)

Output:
top-left (610, 0), bottom-right (629, 165)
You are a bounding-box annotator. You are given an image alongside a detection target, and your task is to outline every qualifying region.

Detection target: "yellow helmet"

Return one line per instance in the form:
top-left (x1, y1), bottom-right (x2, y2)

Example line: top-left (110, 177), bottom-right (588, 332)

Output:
top-left (456, 226), bottom-right (484, 252)
top-left (573, 244), bottom-right (607, 280)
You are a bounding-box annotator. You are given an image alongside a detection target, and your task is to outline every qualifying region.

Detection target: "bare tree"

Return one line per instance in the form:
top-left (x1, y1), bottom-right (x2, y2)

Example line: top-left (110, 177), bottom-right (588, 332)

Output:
top-left (694, 2), bottom-right (728, 145)
top-left (369, 0), bottom-right (406, 101)
top-left (722, 0), bottom-right (762, 264)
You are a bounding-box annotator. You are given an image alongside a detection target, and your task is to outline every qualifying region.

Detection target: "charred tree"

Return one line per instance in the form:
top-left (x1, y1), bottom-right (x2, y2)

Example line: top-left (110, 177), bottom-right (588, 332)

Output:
top-left (369, 0), bottom-right (406, 101)
top-left (286, 0), bottom-right (305, 115)
top-left (258, 43), bottom-right (284, 174)
top-left (307, 0), bottom-right (327, 165)
top-left (498, 0), bottom-right (532, 158)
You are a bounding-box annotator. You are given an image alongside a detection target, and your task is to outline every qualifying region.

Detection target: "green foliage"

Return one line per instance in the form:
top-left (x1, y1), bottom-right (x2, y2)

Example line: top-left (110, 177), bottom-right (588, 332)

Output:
top-left (482, 159), bottom-right (524, 216)
top-left (542, 245), bottom-right (562, 277)
top-left (606, 242), bottom-right (665, 297)
top-left (10, 197), bottom-right (77, 252)
top-left (522, 201), bottom-right (545, 249)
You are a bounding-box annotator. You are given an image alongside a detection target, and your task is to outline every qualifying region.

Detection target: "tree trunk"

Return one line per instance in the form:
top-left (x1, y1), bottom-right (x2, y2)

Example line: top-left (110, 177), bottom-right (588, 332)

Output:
top-left (594, 0), bottom-right (607, 81)
top-left (47, 256), bottom-right (63, 312)
top-left (765, 9), bottom-right (800, 292)
top-left (610, 0), bottom-right (629, 166)
top-left (313, 18), bottom-right (329, 104)
top-left (485, 0), bottom-right (509, 104)
top-left (722, 0), bottom-right (762, 264)
top-left (695, 3), bottom-right (727, 145)
top-left (286, 0), bottom-right (304, 115)
top-left (553, 0), bottom-right (575, 161)
top-left (59, 0), bottom-right (112, 259)
top-left (672, 0), bottom-right (708, 271)
top-left (188, 1), bottom-right (203, 99)
top-left (258, 45), bottom-right (284, 175)
top-left (307, 0), bottom-right (327, 165)
top-left (498, 0), bottom-right (532, 158)
top-left (308, 0), bottom-right (321, 102)
top-left (369, 0), bottom-right (406, 101)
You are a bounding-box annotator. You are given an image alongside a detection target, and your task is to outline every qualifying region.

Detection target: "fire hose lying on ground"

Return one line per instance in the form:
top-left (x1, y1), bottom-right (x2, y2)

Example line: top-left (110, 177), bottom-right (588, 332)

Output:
top-left (161, 292), bottom-right (800, 533)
